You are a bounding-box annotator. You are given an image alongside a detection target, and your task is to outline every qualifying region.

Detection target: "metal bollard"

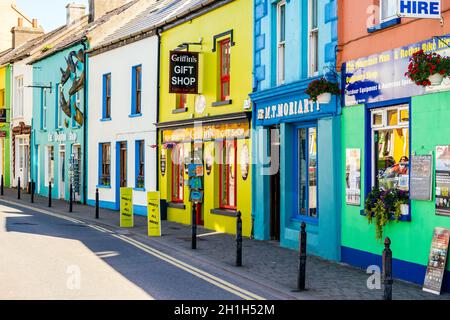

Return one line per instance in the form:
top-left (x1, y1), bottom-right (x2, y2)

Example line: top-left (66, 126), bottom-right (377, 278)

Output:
top-left (297, 222), bottom-right (307, 291)
top-left (1, 175), bottom-right (3, 196)
top-left (48, 182), bottom-right (52, 207)
top-left (191, 203), bottom-right (197, 250)
top-left (95, 188), bottom-right (99, 219)
top-left (236, 211), bottom-right (243, 267)
top-left (69, 183), bottom-right (73, 213)
top-left (31, 180), bottom-right (34, 203)
top-left (17, 177), bottom-right (21, 199)
top-left (382, 237), bottom-right (393, 301)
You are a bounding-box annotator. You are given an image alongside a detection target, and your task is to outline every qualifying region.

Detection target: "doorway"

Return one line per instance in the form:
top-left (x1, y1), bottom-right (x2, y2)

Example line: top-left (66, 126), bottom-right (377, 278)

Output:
top-left (17, 136), bottom-right (29, 189)
top-left (116, 141), bottom-right (127, 209)
top-left (269, 126), bottom-right (281, 241)
top-left (59, 145), bottom-right (65, 199)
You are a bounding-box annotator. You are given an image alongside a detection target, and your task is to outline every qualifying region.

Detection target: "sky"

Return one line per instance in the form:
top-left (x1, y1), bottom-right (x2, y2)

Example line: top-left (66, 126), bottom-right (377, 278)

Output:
top-left (16, 0), bottom-right (90, 32)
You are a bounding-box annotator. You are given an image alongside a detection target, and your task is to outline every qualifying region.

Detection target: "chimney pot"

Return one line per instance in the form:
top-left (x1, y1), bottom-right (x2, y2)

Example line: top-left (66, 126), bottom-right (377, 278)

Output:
top-left (32, 19), bottom-right (38, 28)
top-left (18, 17), bottom-right (23, 27)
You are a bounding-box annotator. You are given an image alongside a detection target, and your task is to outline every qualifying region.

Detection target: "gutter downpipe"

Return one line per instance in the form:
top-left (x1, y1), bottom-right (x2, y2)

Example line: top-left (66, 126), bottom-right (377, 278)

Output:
top-left (82, 39), bottom-right (88, 205)
top-left (156, 28), bottom-right (162, 192)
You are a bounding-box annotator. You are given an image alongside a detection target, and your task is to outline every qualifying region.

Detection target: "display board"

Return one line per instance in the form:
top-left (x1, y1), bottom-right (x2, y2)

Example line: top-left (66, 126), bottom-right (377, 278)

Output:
top-left (120, 187), bottom-right (134, 228)
top-left (423, 227), bottom-right (450, 295)
top-left (345, 149), bottom-right (361, 206)
top-left (436, 146), bottom-right (450, 216)
top-left (410, 154), bottom-right (433, 201)
top-left (147, 192), bottom-right (161, 237)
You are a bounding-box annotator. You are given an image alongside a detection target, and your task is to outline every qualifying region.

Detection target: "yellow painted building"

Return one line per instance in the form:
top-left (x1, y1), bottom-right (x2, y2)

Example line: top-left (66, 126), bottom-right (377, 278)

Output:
top-left (157, 0), bottom-right (253, 236)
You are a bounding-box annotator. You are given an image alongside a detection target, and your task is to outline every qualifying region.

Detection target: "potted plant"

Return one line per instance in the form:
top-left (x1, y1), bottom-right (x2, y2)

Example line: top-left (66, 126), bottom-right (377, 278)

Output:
top-left (305, 78), bottom-right (340, 103)
top-left (405, 50), bottom-right (450, 87)
top-left (365, 187), bottom-right (409, 240)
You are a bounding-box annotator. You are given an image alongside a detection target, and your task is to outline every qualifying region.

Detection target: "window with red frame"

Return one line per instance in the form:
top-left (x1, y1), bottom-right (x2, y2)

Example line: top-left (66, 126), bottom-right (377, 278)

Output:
top-left (219, 139), bottom-right (237, 209)
top-left (219, 39), bottom-right (231, 101)
top-left (176, 94), bottom-right (187, 109)
top-left (171, 144), bottom-right (184, 203)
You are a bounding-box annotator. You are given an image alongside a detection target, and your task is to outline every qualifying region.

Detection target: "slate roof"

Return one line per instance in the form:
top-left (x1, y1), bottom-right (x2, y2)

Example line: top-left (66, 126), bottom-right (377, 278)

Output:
top-left (30, 0), bottom-right (141, 64)
top-left (95, 0), bottom-right (220, 48)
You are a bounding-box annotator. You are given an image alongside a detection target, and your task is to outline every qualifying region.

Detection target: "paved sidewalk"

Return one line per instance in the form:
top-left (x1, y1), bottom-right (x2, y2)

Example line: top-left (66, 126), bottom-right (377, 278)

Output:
top-left (1, 187), bottom-right (449, 300)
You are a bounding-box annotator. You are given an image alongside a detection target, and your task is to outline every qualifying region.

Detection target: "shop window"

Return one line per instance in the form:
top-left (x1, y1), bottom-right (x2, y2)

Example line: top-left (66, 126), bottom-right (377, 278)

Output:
top-left (103, 73), bottom-right (111, 119)
top-left (219, 39), bottom-right (231, 102)
top-left (176, 94), bottom-right (187, 109)
top-left (131, 65), bottom-right (142, 115)
top-left (296, 126), bottom-right (318, 219)
top-left (309, 0), bottom-right (319, 76)
top-left (277, 0), bottom-right (286, 85)
top-left (99, 143), bottom-right (111, 186)
top-left (14, 76), bottom-right (23, 118)
top-left (45, 145), bottom-right (54, 186)
top-left (0, 89), bottom-right (4, 107)
top-left (371, 105), bottom-right (410, 193)
top-left (0, 109), bottom-right (6, 123)
top-left (380, 0), bottom-right (397, 22)
top-left (219, 139), bottom-right (237, 210)
top-left (135, 140), bottom-right (145, 189)
top-left (172, 144), bottom-right (184, 203)
top-left (55, 84), bottom-right (63, 129)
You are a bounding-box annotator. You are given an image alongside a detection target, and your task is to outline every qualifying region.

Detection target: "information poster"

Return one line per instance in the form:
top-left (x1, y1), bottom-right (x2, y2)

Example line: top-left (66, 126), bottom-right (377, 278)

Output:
top-left (147, 192), bottom-right (161, 237)
top-left (435, 146), bottom-right (450, 216)
top-left (345, 149), bottom-right (361, 206)
top-left (410, 154), bottom-right (433, 201)
top-left (120, 188), bottom-right (134, 228)
top-left (423, 227), bottom-right (450, 295)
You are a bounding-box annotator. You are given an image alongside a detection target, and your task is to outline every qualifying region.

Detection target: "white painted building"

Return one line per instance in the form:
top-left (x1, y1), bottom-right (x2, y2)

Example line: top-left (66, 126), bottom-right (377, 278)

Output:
top-left (87, 36), bottom-right (158, 214)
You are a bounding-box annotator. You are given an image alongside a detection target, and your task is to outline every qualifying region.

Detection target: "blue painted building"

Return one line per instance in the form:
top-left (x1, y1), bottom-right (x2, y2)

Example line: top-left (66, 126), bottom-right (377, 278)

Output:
top-left (31, 42), bottom-right (87, 203)
top-left (250, 0), bottom-right (341, 260)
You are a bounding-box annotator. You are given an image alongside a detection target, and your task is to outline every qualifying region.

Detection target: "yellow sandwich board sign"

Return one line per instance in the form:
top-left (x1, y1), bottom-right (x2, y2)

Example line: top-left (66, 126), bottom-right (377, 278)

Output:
top-left (120, 188), bottom-right (134, 228)
top-left (147, 191), bottom-right (161, 237)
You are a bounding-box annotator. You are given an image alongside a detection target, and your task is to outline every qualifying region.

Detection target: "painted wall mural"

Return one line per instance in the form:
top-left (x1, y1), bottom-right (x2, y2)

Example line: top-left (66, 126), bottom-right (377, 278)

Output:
top-left (59, 49), bottom-right (84, 127)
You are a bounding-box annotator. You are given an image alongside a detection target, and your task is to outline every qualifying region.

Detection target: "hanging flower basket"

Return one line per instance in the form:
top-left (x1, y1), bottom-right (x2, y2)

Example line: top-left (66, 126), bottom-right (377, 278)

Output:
top-left (405, 50), bottom-right (450, 87)
top-left (306, 78), bottom-right (340, 103)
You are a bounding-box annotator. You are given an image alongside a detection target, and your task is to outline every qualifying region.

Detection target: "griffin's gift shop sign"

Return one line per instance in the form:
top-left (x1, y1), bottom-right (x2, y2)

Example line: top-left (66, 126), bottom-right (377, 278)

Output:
top-left (169, 51), bottom-right (199, 94)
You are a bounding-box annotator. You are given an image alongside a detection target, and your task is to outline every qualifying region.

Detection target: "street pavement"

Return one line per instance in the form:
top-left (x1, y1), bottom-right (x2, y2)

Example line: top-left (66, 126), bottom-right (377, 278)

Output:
top-left (0, 188), bottom-right (449, 300)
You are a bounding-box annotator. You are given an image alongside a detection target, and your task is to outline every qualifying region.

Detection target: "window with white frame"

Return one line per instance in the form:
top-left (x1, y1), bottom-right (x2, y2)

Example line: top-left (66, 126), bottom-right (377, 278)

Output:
top-left (15, 76), bottom-right (24, 118)
top-left (309, 0), bottom-right (319, 76)
top-left (277, 0), bottom-right (286, 85)
top-left (380, 0), bottom-right (397, 22)
top-left (42, 88), bottom-right (48, 130)
top-left (57, 84), bottom-right (63, 128)
top-left (371, 105), bottom-right (410, 193)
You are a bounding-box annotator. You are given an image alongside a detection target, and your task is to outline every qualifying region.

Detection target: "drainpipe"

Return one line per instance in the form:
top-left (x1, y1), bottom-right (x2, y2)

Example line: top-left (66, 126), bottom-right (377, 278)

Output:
top-left (156, 29), bottom-right (162, 192)
top-left (81, 39), bottom-right (88, 205)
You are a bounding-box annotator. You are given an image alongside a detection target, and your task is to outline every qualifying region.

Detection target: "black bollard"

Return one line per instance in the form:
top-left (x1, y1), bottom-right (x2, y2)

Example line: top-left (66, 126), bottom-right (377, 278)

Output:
top-left (382, 237), bottom-right (393, 301)
top-left (236, 211), bottom-right (243, 267)
top-left (31, 180), bottom-right (34, 203)
top-left (297, 222), bottom-right (307, 291)
top-left (95, 188), bottom-right (99, 219)
top-left (48, 182), bottom-right (52, 207)
top-left (250, 214), bottom-right (255, 240)
top-left (191, 203), bottom-right (197, 250)
top-left (17, 177), bottom-right (21, 199)
top-left (1, 175), bottom-right (3, 196)
top-left (69, 183), bottom-right (73, 213)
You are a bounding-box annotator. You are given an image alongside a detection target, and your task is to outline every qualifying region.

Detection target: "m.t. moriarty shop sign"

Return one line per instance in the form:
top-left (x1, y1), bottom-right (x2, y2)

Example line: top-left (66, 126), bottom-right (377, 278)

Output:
top-left (169, 51), bottom-right (199, 94)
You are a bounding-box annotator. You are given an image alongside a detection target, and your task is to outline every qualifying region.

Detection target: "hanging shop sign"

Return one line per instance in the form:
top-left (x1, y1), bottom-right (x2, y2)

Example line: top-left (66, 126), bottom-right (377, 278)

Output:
top-left (435, 146), bottom-right (450, 216)
top-left (410, 154), bottom-right (433, 201)
top-left (162, 122), bottom-right (250, 143)
top-left (343, 34), bottom-right (450, 106)
top-left (169, 51), bottom-right (199, 94)
top-left (345, 149), bottom-right (361, 206)
top-left (423, 227), bottom-right (450, 295)
top-left (398, 0), bottom-right (441, 19)
top-left (147, 191), bottom-right (161, 237)
top-left (120, 187), bottom-right (134, 228)
top-left (160, 153), bottom-right (167, 177)
top-left (48, 131), bottom-right (78, 144)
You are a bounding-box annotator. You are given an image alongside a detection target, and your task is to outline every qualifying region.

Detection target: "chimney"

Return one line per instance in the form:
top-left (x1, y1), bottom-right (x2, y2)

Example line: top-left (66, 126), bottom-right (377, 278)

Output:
top-left (66, 3), bottom-right (86, 25)
top-left (89, 0), bottom-right (129, 22)
top-left (11, 18), bottom-right (44, 48)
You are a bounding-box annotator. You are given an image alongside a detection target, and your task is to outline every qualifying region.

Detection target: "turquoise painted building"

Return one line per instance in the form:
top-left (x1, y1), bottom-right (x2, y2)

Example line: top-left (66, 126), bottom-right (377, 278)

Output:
top-left (250, 0), bottom-right (341, 260)
top-left (31, 42), bottom-right (86, 203)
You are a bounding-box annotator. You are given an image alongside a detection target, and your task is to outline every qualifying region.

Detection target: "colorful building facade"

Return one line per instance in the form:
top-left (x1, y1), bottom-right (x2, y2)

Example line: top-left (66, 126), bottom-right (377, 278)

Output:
top-left (338, 0), bottom-right (450, 292)
top-left (31, 43), bottom-right (86, 202)
top-left (158, 0), bottom-right (253, 236)
top-left (0, 65), bottom-right (11, 187)
top-left (251, 0), bottom-right (341, 260)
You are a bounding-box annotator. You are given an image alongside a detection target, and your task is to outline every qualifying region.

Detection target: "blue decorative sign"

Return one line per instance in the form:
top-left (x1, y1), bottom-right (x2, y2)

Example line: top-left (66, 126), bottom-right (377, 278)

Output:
top-left (398, 0), bottom-right (441, 19)
top-left (343, 33), bottom-right (450, 106)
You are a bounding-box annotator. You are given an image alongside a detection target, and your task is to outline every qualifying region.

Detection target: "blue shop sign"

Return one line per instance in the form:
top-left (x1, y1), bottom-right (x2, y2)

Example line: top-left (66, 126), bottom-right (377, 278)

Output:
top-left (255, 93), bottom-right (336, 126)
top-left (343, 33), bottom-right (450, 106)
